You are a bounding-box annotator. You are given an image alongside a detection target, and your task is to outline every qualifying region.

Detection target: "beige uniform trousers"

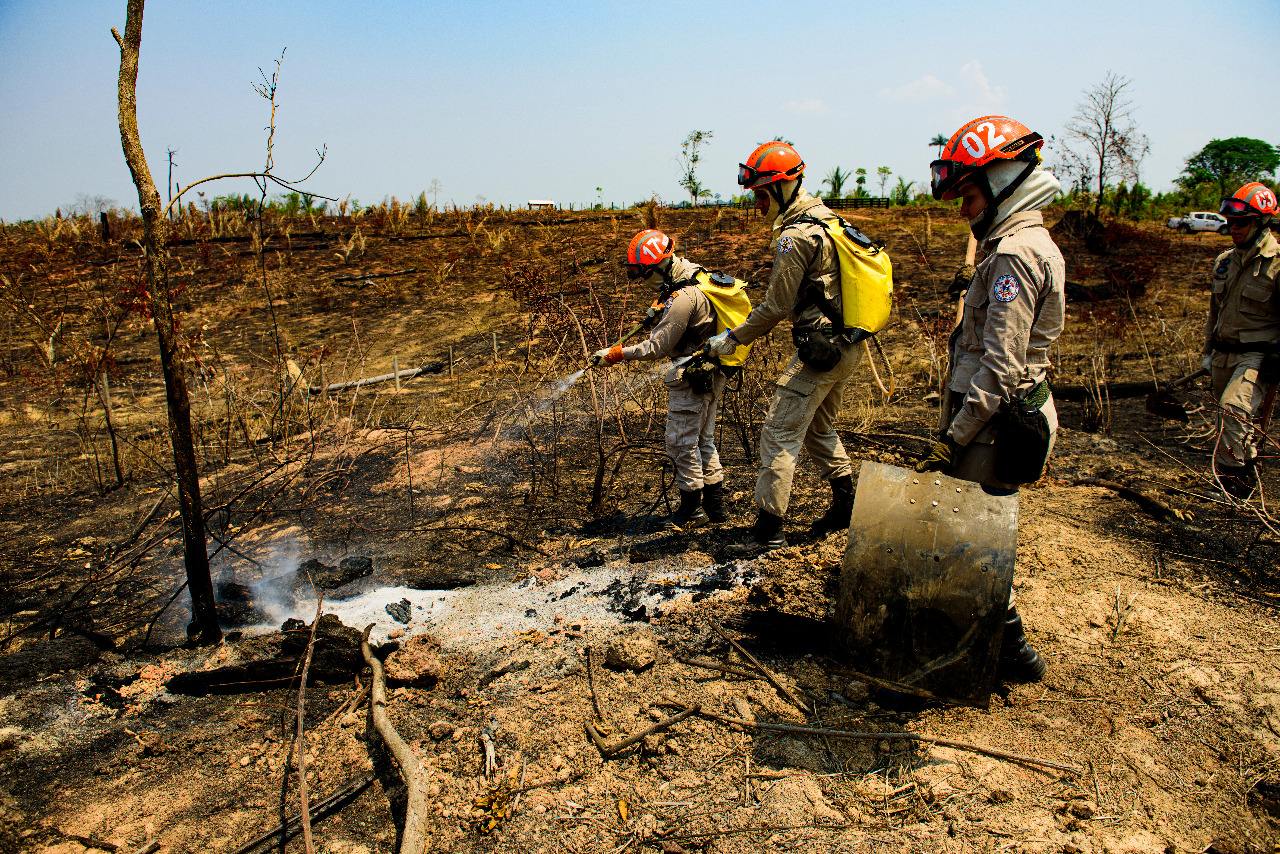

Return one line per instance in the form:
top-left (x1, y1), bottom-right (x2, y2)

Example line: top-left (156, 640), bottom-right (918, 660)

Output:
top-left (755, 342), bottom-right (863, 516)
top-left (1210, 352), bottom-right (1267, 465)
top-left (664, 371), bottom-right (727, 491)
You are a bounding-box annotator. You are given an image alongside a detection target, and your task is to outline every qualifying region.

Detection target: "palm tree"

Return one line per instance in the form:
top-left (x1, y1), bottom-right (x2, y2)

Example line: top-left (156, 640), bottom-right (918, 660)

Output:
top-left (930, 133), bottom-right (948, 158)
top-left (822, 166), bottom-right (849, 199)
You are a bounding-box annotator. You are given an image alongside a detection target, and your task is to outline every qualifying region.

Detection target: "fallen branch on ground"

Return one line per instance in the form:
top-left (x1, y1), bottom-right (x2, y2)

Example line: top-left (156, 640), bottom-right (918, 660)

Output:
top-left (585, 705), bottom-right (700, 757)
top-left (309, 363), bottom-right (444, 395)
top-left (1065, 477), bottom-right (1183, 522)
top-left (361, 624), bottom-right (430, 854)
top-left (333, 268), bottom-right (417, 284)
top-left (675, 655), bottom-right (765, 682)
top-left (656, 702), bottom-right (1083, 777)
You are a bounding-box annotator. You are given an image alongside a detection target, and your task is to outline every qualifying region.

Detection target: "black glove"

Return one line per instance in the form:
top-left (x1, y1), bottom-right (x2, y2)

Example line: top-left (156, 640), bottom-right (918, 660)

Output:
top-left (948, 264), bottom-right (976, 298)
top-left (1260, 349), bottom-right (1280, 385)
top-left (915, 435), bottom-right (961, 474)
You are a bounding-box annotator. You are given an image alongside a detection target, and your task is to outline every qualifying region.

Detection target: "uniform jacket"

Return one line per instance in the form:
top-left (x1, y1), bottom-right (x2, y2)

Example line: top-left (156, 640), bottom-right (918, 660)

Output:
top-left (621, 256), bottom-right (718, 361)
top-left (731, 191), bottom-right (841, 344)
top-left (1203, 229), bottom-right (1280, 353)
top-left (948, 211), bottom-right (1066, 446)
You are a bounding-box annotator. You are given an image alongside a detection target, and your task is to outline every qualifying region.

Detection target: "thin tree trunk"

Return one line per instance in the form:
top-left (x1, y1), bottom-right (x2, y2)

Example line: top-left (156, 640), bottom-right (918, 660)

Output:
top-left (113, 0), bottom-right (221, 645)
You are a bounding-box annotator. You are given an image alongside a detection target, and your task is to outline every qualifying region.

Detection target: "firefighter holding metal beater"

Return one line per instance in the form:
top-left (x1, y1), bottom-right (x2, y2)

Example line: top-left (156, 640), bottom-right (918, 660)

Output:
top-left (1201, 181), bottom-right (1280, 500)
top-left (592, 229), bottom-right (752, 532)
top-left (915, 116), bottom-right (1065, 683)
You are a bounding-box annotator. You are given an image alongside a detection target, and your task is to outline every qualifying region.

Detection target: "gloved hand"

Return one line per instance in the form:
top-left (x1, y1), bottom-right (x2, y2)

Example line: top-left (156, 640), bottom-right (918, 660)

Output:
top-left (591, 345), bottom-right (625, 367)
top-left (1261, 350), bottom-right (1280, 385)
top-left (1201, 355), bottom-right (1213, 374)
top-left (915, 435), bottom-right (961, 474)
top-left (705, 329), bottom-right (739, 357)
top-left (948, 263), bottom-right (977, 298)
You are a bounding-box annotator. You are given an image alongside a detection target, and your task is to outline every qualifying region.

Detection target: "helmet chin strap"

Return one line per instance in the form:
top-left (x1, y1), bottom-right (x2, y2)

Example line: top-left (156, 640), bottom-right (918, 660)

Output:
top-left (765, 179), bottom-right (802, 220)
top-left (1243, 215), bottom-right (1272, 249)
top-left (970, 161), bottom-right (1036, 241)
top-left (649, 258), bottom-right (677, 295)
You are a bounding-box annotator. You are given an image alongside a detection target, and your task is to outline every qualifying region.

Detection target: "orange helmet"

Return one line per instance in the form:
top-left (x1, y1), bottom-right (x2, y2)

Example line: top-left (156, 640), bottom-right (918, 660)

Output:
top-left (625, 229), bottom-right (674, 279)
top-left (1220, 182), bottom-right (1278, 218)
top-left (930, 116), bottom-right (1044, 201)
top-left (738, 142), bottom-right (805, 189)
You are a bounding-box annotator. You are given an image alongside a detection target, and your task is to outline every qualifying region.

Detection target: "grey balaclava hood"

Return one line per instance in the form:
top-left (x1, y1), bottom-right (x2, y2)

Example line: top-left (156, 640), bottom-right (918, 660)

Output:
top-left (971, 161), bottom-right (1061, 239)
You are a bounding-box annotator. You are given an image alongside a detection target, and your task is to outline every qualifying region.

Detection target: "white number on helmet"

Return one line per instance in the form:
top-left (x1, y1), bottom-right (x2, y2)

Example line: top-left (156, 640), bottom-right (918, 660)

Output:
top-left (978, 121), bottom-right (1007, 152)
top-left (961, 132), bottom-right (985, 159)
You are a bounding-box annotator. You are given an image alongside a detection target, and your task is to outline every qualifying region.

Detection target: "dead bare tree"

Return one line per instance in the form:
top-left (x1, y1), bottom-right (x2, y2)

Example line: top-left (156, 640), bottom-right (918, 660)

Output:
top-left (1059, 72), bottom-right (1150, 217)
top-left (112, 1), bottom-right (221, 644)
top-left (112, 0), bottom-right (328, 645)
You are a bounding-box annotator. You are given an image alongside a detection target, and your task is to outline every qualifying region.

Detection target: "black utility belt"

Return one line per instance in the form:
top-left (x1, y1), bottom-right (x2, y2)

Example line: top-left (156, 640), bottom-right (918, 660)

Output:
top-left (809, 324), bottom-right (870, 345)
top-left (1211, 338), bottom-right (1277, 354)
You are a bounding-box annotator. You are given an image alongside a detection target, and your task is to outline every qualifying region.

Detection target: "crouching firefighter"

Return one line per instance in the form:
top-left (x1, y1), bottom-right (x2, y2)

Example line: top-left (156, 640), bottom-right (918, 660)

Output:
top-left (917, 115), bottom-right (1065, 684)
top-left (1202, 181), bottom-right (1280, 500)
top-left (592, 229), bottom-right (752, 531)
top-left (706, 141), bottom-right (892, 555)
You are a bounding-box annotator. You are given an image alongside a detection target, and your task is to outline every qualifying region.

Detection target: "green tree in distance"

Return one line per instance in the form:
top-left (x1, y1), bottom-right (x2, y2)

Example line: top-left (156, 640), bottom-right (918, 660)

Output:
top-left (1179, 137), bottom-right (1279, 199)
top-left (890, 177), bottom-right (916, 205)
top-left (677, 130), bottom-right (713, 206)
top-left (930, 133), bottom-right (948, 158)
top-left (822, 166), bottom-right (849, 199)
top-left (877, 166), bottom-right (893, 196)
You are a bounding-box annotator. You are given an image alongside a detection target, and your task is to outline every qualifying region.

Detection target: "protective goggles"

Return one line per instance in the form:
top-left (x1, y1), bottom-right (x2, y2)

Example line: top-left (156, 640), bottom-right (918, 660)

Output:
top-left (623, 262), bottom-right (651, 280)
top-left (737, 161), bottom-right (804, 188)
top-left (929, 160), bottom-right (976, 200)
top-left (1220, 197), bottom-right (1261, 218)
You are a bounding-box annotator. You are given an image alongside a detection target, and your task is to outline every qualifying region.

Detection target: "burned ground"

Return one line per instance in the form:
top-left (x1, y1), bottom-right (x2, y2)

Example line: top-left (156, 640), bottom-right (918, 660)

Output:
top-left (0, 205), bottom-right (1278, 853)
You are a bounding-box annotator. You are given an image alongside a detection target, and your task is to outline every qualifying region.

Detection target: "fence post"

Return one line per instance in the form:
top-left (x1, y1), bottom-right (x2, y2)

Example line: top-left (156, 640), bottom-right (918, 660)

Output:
top-left (448, 346), bottom-right (454, 380)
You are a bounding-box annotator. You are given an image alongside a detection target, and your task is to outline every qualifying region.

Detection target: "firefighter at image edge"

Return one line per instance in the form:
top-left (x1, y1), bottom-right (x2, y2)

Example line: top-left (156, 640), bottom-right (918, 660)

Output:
top-left (914, 115), bottom-right (1066, 684)
top-left (1201, 181), bottom-right (1280, 500)
top-left (592, 230), bottom-right (739, 532)
top-left (704, 141), bottom-right (866, 555)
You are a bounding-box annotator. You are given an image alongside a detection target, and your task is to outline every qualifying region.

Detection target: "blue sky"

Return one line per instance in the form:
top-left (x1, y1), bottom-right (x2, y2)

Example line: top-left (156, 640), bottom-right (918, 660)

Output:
top-left (1, 1), bottom-right (1278, 220)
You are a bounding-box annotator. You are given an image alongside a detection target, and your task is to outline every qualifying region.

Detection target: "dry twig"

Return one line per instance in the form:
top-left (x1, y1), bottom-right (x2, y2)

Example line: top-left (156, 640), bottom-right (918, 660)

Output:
top-left (585, 705), bottom-right (701, 757)
top-left (708, 622), bottom-right (810, 715)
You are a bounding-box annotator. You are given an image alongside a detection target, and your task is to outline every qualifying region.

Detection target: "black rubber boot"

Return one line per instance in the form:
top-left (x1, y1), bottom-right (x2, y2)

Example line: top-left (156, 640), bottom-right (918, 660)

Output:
top-left (997, 606), bottom-right (1047, 684)
top-left (810, 474), bottom-right (855, 536)
top-left (664, 488), bottom-right (708, 532)
top-left (702, 481), bottom-right (730, 523)
top-left (725, 510), bottom-right (787, 557)
top-left (1217, 461), bottom-right (1257, 500)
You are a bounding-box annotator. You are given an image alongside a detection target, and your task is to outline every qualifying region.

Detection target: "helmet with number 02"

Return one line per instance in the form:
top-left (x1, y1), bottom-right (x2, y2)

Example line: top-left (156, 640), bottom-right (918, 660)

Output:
top-left (738, 142), bottom-right (805, 190)
top-left (1220, 182), bottom-right (1278, 219)
top-left (625, 229), bottom-right (674, 279)
top-left (931, 116), bottom-right (1044, 200)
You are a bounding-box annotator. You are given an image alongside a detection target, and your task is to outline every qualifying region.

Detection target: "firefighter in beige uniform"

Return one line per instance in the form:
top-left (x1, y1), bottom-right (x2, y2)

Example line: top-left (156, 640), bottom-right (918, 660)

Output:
top-left (916, 116), bottom-right (1064, 683)
top-left (1201, 181), bottom-right (1280, 499)
top-left (706, 141), bottom-right (863, 554)
top-left (593, 230), bottom-right (730, 531)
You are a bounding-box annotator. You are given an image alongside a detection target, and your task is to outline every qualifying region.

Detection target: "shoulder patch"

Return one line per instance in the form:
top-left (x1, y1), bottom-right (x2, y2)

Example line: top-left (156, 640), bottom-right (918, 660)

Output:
top-left (663, 294), bottom-right (677, 310)
top-left (777, 235), bottom-right (795, 255)
top-left (992, 273), bottom-right (1020, 303)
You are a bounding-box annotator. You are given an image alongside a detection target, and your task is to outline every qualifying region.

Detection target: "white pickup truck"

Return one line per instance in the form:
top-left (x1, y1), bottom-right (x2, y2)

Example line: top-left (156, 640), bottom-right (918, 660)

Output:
top-left (1166, 211), bottom-right (1229, 234)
